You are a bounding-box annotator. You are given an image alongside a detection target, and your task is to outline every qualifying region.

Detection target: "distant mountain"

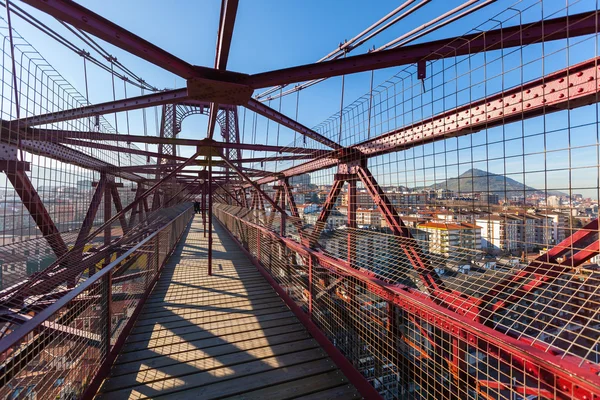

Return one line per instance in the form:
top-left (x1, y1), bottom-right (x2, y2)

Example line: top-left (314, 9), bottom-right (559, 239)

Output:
top-left (426, 168), bottom-right (565, 198)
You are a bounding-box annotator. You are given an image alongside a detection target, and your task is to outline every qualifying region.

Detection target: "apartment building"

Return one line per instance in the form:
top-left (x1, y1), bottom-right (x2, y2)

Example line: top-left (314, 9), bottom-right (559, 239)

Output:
top-left (417, 221), bottom-right (482, 259)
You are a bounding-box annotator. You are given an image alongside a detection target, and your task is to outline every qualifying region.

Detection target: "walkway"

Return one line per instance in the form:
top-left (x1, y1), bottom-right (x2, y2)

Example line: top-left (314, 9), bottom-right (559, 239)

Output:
top-left (96, 216), bottom-right (360, 399)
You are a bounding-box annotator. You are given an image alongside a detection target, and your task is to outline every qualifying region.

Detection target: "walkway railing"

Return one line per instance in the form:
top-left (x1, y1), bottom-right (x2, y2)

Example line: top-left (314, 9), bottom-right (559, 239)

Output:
top-left (0, 204), bottom-right (194, 399)
top-left (214, 203), bottom-right (600, 400)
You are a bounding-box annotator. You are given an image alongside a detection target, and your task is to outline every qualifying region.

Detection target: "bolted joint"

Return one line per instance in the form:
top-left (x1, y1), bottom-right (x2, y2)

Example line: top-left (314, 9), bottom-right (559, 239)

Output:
top-left (333, 147), bottom-right (365, 164)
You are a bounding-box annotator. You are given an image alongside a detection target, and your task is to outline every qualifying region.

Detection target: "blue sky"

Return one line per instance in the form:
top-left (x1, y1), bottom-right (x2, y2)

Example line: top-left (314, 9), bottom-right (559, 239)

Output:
top-left (5, 0), bottom-right (600, 199)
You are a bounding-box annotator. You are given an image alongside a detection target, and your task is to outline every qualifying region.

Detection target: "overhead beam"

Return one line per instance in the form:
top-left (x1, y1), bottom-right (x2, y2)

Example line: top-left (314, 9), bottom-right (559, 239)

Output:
top-left (21, 0), bottom-right (200, 79)
top-left (254, 55), bottom-right (600, 185)
top-left (215, 0), bottom-right (239, 71)
top-left (246, 99), bottom-right (340, 149)
top-left (57, 138), bottom-right (180, 164)
top-left (0, 126), bottom-right (145, 182)
top-left (243, 11), bottom-right (600, 88)
top-left (32, 129), bottom-right (328, 155)
top-left (15, 88), bottom-right (189, 127)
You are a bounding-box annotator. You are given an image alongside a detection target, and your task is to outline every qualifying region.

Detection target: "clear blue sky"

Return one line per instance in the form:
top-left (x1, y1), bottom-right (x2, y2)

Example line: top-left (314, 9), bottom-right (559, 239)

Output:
top-left (6, 0), bottom-right (600, 199)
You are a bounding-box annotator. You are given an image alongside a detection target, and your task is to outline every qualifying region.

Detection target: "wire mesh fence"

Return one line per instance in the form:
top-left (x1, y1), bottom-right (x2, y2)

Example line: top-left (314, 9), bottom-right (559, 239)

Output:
top-left (0, 203), bottom-right (192, 399)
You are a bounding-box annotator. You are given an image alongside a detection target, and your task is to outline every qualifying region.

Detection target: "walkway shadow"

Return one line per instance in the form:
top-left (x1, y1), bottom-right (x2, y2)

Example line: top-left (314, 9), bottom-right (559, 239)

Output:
top-left (95, 215), bottom-right (349, 399)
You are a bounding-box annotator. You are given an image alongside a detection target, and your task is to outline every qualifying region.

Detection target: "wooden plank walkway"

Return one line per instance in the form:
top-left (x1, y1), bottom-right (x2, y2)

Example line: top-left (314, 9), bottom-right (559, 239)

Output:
top-left (96, 216), bottom-right (361, 399)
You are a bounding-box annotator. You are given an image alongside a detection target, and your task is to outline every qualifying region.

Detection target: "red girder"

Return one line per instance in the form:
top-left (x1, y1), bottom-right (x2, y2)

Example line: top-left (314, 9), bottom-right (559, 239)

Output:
top-left (20, 0), bottom-right (197, 79)
top-left (16, 88), bottom-right (188, 127)
top-left (216, 183), bottom-right (243, 207)
top-left (69, 175), bottom-right (106, 264)
top-left (255, 55), bottom-right (600, 186)
top-left (128, 185), bottom-right (144, 229)
top-left (13, 139), bottom-right (144, 182)
top-left (480, 218), bottom-right (600, 321)
top-left (282, 178), bottom-right (304, 236)
top-left (266, 187), bottom-right (282, 228)
top-left (110, 183), bottom-right (130, 235)
top-left (217, 207), bottom-right (600, 400)
top-left (243, 11), bottom-right (600, 88)
top-left (34, 130), bottom-right (326, 155)
top-left (245, 98), bottom-right (340, 149)
top-left (214, 0), bottom-right (238, 71)
top-left (221, 154), bottom-right (287, 216)
top-left (5, 170), bottom-right (68, 258)
top-left (356, 166), bottom-right (410, 237)
top-left (282, 179), bottom-right (299, 218)
top-left (306, 179), bottom-right (344, 248)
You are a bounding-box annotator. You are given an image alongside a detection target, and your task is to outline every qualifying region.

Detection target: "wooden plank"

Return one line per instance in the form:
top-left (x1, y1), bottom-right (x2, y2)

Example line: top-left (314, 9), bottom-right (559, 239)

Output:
top-left (142, 288), bottom-right (278, 311)
top-left (126, 310), bottom-right (294, 343)
top-left (114, 323), bottom-right (307, 364)
top-left (130, 305), bottom-right (289, 335)
top-left (100, 218), bottom-right (358, 400)
top-left (152, 271), bottom-right (262, 285)
top-left (146, 284), bottom-right (276, 301)
top-left (98, 348), bottom-right (328, 399)
top-left (150, 277), bottom-right (267, 293)
top-left (121, 316), bottom-right (300, 352)
top-left (101, 338), bottom-right (319, 392)
top-left (135, 294), bottom-right (282, 321)
top-left (221, 370), bottom-right (351, 399)
top-left (111, 330), bottom-right (312, 376)
top-left (144, 284), bottom-right (276, 305)
top-left (157, 358), bottom-right (337, 400)
top-left (133, 299), bottom-right (287, 326)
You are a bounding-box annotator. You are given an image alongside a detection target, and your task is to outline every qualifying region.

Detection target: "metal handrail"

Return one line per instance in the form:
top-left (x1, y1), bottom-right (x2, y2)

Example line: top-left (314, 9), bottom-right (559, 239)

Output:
top-left (0, 203), bottom-right (193, 355)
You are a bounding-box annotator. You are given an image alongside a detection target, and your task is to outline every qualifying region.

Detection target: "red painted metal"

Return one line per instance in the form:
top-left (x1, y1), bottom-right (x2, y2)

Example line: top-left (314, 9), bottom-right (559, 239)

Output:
top-left (216, 207), bottom-right (600, 400)
top-left (246, 98), bottom-right (341, 149)
top-left (347, 179), bottom-right (356, 265)
top-left (243, 11), bottom-right (600, 88)
top-left (254, 55), bottom-right (600, 186)
top-left (128, 184), bottom-right (145, 229)
top-left (221, 154), bottom-right (288, 216)
top-left (18, 88), bottom-right (188, 127)
top-left (104, 179), bottom-right (112, 247)
top-left (214, 217), bottom-right (383, 400)
top-left (480, 218), bottom-right (600, 321)
top-left (110, 183), bottom-right (129, 234)
top-left (13, 139), bottom-right (144, 182)
top-left (69, 175), bottom-right (106, 269)
top-left (216, 183), bottom-right (243, 206)
top-left (20, 0), bottom-right (196, 78)
top-left (307, 179), bottom-right (344, 247)
top-left (266, 186), bottom-right (282, 228)
top-left (282, 178), bottom-right (299, 218)
top-left (34, 130), bottom-right (327, 156)
top-left (208, 153), bottom-right (213, 276)
top-left (5, 169), bottom-right (68, 258)
top-left (214, 0), bottom-right (239, 70)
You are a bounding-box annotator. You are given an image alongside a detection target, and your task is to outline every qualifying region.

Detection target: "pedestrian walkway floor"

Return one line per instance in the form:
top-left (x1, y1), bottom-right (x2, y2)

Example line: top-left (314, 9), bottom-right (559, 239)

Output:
top-left (95, 216), bottom-right (360, 399)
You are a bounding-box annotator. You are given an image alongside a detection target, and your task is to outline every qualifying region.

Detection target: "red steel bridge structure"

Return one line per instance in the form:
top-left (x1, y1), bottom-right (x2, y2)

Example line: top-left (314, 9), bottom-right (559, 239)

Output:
top-left (1, 0), bottom-right (600, 399)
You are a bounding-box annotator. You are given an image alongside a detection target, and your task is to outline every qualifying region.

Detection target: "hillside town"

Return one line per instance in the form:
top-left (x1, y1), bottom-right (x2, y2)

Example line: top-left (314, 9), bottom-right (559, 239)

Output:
top-left (274, 173), bottom-right (599, 277)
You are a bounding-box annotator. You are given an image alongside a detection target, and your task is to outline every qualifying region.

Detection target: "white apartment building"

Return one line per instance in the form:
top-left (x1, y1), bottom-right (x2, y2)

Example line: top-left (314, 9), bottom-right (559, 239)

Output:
top-left (356, 209), bottom-right (381, 228)
top-left (303, 210), bottom-right (346, 230)
top-left (417, 221), bottom-right (482, 259)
